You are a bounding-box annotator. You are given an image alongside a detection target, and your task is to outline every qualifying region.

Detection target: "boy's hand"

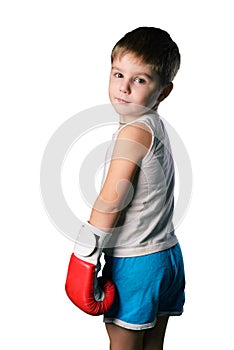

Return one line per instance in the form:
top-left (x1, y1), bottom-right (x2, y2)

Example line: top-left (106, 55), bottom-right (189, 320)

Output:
top-left (65, 222), bottom-right (115, 315)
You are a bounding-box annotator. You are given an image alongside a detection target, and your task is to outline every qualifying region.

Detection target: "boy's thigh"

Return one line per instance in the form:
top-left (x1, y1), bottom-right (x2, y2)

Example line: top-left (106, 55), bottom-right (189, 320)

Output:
top-left (143, 316), bottom-right (169, 350)
top-left (106, 323), bottom-right (145, 350)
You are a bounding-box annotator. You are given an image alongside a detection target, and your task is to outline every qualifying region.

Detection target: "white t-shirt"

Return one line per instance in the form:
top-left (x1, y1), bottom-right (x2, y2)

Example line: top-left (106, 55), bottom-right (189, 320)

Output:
top-left (103, 112), bottom-right (178, 257)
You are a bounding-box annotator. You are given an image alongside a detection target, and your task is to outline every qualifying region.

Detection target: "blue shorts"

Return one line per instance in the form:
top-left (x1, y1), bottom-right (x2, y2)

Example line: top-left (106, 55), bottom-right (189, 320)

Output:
top-left (102, 243), bottom-right (185, 330)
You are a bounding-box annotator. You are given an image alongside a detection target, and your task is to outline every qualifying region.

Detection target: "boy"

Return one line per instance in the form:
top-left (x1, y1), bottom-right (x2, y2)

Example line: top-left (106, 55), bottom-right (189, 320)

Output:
top-left (91, 27), bottom-right (185, 350)
top-left (66, 26), bottom-right (185, 350)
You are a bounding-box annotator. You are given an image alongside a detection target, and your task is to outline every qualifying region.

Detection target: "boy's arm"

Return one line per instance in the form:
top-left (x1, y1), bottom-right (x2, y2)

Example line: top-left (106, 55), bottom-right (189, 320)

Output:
top-left (89, 122), bottom-right (152, 230)
top-left (65, 123), bottom-right (152, 316)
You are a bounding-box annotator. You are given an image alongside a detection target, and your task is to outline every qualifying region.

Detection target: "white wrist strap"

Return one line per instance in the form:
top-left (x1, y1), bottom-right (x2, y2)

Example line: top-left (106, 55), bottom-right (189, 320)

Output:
top-left (73, 222), bottom-right (111, 264)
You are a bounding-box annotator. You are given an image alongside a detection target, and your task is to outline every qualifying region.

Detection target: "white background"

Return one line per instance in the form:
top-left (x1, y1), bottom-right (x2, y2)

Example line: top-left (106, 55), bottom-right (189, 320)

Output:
top-left (1, 0), bottom-right (233, 349)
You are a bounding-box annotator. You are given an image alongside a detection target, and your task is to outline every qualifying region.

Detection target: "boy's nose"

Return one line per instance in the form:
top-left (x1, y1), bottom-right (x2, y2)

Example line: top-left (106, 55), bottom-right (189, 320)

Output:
top-left (120, 80), bottom-right (131, 94)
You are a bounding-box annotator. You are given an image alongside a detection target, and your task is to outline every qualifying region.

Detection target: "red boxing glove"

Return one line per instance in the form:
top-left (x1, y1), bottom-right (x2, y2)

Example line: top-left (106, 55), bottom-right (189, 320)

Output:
top-left (65, 222), bottom-right (115, 316)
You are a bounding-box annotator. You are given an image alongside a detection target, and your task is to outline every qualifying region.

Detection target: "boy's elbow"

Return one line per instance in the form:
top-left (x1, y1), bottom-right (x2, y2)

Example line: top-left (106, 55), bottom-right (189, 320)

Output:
top-left (93, 197), bottom-right (123, 214)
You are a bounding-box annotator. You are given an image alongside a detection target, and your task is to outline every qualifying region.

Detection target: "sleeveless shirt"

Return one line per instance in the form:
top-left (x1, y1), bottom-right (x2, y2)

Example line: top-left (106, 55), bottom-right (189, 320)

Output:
top-left (102, 112), bottom-right (178, 257)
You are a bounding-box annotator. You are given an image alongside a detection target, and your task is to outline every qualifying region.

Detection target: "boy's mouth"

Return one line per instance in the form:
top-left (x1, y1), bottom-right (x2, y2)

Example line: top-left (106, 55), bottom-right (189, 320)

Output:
top-left (115, 97), bottom-right (131, 104)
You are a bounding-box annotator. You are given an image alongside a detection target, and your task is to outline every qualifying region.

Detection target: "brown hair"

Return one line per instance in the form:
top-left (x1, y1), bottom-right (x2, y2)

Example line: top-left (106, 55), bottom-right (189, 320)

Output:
top-left (111, 27), bottom-right (180, 86)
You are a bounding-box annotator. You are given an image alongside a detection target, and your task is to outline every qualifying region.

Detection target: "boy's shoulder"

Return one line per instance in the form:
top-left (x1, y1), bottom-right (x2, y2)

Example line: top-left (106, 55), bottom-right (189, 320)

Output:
top-left (117, 119), bottom-right (152, 151)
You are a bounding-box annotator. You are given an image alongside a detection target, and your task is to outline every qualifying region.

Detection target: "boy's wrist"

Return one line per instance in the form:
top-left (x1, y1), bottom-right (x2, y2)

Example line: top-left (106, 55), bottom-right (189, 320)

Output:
top-left (73, 221), bottom-right (112, 264)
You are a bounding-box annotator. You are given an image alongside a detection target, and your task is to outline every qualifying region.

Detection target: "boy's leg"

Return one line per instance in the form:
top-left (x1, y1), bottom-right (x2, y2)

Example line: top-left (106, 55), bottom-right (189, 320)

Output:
top-left (105, 323), bottom-right (145, 350)
top-left (143, 316), bottom-right (169, 350)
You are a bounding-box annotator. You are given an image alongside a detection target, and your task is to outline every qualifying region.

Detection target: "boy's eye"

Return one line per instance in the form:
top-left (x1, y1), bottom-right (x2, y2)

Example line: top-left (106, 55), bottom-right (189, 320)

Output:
top-left (114, 72), bottom-right (123, 78)
top-left (135, 77), bottom-right (146, 84)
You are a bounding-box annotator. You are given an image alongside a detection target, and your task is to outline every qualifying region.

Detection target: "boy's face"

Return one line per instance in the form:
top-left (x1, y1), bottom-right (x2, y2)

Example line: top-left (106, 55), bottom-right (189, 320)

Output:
top-left (109, 52), bottom-right (162, 117)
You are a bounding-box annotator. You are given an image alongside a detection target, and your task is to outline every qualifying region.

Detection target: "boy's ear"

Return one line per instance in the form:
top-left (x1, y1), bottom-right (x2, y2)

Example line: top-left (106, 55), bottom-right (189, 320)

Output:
top-left (158, 82), bottom-right (173, 103)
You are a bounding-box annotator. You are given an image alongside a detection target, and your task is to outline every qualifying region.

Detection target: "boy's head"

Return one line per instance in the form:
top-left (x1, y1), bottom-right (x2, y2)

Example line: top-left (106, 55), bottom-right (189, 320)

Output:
top-left (111, 27), bottom-right (180, 88)
top-left (109, 27), bottom-right (181, 116)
